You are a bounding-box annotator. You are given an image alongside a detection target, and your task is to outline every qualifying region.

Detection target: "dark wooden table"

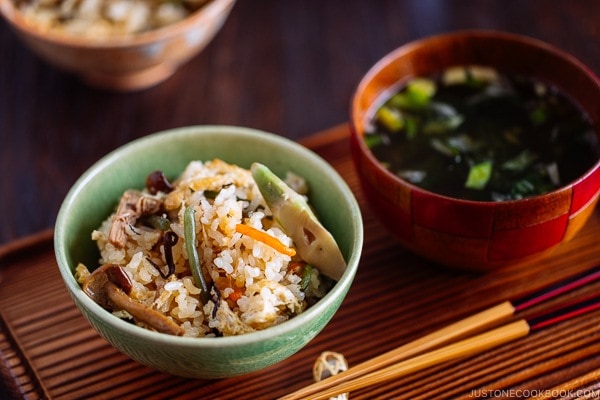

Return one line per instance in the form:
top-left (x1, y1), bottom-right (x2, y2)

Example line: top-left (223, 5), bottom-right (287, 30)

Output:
top-left (2, 1), bottom-right (600, 399)
top-left (2, 0), bottom-right (600, 246)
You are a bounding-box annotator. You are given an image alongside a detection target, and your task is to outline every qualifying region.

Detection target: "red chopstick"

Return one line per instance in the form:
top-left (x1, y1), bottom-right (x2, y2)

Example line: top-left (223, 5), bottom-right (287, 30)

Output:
top-left (526, 293), bottom-right (600, 331)
top-left (512, 265), bottom-right (600, 312)
top-left (285, 294), bottom-right (600, 400)
top-left (280, 265), bottom-right (600, 400)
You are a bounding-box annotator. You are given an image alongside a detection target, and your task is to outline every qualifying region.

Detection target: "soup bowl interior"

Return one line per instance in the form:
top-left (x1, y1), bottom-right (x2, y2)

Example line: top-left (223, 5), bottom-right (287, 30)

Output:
top-left (350, 30), bottom-right (600, 271)
top-left (54, 125), bottom-right (363, 378)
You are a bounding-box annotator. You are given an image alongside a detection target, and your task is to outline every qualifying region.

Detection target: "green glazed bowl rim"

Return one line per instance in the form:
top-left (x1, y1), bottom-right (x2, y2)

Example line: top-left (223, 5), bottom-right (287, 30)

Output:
top-left (54, 125), bottom-right (363, 348)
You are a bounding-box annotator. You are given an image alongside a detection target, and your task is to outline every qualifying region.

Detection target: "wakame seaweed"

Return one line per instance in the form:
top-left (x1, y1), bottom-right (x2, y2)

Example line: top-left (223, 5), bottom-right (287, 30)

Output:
top-left (364, 65), bottom-right (599, 201)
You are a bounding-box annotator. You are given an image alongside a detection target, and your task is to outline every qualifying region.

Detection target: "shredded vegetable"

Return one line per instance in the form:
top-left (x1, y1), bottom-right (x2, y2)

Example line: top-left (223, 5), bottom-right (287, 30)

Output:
top-left (184, 206), bottom-right (211, 304)
top-left (235, 224), bottom-right (297, 257)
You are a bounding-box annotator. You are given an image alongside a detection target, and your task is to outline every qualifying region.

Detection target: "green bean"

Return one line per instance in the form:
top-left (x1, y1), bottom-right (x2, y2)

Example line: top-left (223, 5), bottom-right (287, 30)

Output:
top-left (300, 264), bottom-right (313, 291)
top-left (184, 206), bottom-right (210, 304)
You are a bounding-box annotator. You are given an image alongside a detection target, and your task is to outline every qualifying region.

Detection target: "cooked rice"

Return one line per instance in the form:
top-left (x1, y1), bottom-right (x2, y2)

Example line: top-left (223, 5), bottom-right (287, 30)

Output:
top-left (78, 159), bottom-right (331, 337)
top-left (14, 0), bottom-right (212, 38)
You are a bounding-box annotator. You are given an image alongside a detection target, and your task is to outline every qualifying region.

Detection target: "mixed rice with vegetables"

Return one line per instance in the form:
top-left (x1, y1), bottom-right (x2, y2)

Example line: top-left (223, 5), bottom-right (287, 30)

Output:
top-left (76, 159), bottom-right (345, 337)
top-left (13, 0), bottom-right (212, 37)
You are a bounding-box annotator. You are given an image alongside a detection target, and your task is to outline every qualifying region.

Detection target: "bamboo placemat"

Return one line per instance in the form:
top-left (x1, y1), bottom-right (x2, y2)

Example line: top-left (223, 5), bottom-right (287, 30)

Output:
top-left (1, 124), bottom-right (600, 399)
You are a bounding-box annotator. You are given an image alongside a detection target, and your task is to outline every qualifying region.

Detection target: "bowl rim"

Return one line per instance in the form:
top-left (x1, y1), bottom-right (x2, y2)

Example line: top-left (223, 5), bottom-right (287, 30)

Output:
top-left (0, 0), bottom-right (236, 49)
top-left (54, 125), bottom-right (364, 347)
top-left (350, 29), bottom-right (600, 206)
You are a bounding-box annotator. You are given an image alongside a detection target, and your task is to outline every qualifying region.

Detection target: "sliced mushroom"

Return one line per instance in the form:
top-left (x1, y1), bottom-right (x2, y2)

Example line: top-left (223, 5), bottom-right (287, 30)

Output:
top-left (83, 264), bottom-right (184, 336)
top-left (109, 190), bottom-right (163, 248)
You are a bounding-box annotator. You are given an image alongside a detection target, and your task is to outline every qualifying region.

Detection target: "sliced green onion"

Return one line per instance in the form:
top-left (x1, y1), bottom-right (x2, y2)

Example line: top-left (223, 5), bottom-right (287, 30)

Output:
top-left (442, 66), bottom-right (468, 85)
top-left (423, 115), bottom-right (464, 135)
top-left (397, 170), bottom-right (427, 183)
top-left (363, 133), bottom-right (386, 149)
top-left (408, 78), bottom-right (436, 97)
top-left (389, 78), bottom-right (436, 110)
top-left (512, 179), bottom-right (535, 196)
top-left (465, 161), bottom-right (493, 190)
top-left (376, 106), bottom-right (404, 132)
top-left (405, 78), bottom-right (436, 108)
top-left (184, 206), bottom-right (210, 304)
top-left (545, 162), bottom-right (560, 186)
top-left (466, 66), bottom-right (499, 86)
top-left (447, 134), bottom-right (478, 153)
top-left (502, 150), bottom-right (539, 172)
top-left (404, 116), bottom-right (418, 139)
top-left (430, 138), bottom-right (459, 157)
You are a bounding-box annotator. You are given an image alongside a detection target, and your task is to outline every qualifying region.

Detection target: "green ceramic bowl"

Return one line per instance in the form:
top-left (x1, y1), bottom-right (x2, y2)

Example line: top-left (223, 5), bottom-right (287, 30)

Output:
top-left (54, 125), bottom-right (363, 379)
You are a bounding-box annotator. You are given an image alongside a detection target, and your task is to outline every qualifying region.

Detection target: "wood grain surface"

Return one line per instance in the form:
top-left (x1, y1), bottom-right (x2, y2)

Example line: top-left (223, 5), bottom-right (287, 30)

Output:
top-left (1, 125), bottom-right (600, 400)
top-left (2, 2), bottom-right (600, 398)
top-left (2, 0), bottom-right (600, 246)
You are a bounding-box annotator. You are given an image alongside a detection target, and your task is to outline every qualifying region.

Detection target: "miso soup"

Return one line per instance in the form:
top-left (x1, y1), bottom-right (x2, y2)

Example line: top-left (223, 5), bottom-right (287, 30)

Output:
top-left (364, 66), bottom-right (599, 201)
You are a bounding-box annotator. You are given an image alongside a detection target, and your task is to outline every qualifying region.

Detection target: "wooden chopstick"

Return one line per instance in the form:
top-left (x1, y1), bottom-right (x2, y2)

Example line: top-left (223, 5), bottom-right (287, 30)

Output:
top-left (300, 320), bottom-right (531, 400)
top-left (279, 301), bottom-right (515, 400)
top-left (284, 295), bottom-right (600, 400)
top-left (280, 266), bottom-right (600, 400)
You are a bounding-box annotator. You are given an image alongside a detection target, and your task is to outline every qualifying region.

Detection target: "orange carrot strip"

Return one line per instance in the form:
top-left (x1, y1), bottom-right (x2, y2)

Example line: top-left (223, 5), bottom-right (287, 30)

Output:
top-left (228, 289), bottom-right (244, 302)
top-left (235, 224), bottom-right (296, 257)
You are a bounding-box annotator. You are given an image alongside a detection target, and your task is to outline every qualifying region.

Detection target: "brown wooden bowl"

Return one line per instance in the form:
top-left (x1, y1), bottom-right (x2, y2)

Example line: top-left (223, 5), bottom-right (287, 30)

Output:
top-left (0, 0), bottom-right (235, 91)
top-left (350, 30), bottom-right (600, 271)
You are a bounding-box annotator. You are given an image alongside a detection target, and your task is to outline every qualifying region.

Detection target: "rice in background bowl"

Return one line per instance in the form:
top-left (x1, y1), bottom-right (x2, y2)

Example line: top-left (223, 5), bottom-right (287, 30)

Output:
top-left (54, 125), bottom-right (363, 378)
top-left (0, 0), bottom-right (236, 90)
top-left (13, 0), bottom-right (214, 38)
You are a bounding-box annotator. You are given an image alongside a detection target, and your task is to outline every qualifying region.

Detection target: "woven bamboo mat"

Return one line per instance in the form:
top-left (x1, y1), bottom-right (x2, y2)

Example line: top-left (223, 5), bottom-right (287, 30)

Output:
top-left (2, 125), bottom-right (600, 399)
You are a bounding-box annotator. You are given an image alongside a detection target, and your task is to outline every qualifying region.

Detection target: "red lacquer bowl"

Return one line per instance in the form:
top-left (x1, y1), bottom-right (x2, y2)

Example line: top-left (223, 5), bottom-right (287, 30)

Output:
top-left (350, 30), bottom-right (600, 271)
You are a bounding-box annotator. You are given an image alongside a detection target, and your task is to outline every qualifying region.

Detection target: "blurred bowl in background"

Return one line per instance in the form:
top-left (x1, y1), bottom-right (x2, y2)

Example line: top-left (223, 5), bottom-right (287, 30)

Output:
top-left (0, 0), bottom-right (235, 90)
top-left (350, 30), bottom-right (600, 271)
